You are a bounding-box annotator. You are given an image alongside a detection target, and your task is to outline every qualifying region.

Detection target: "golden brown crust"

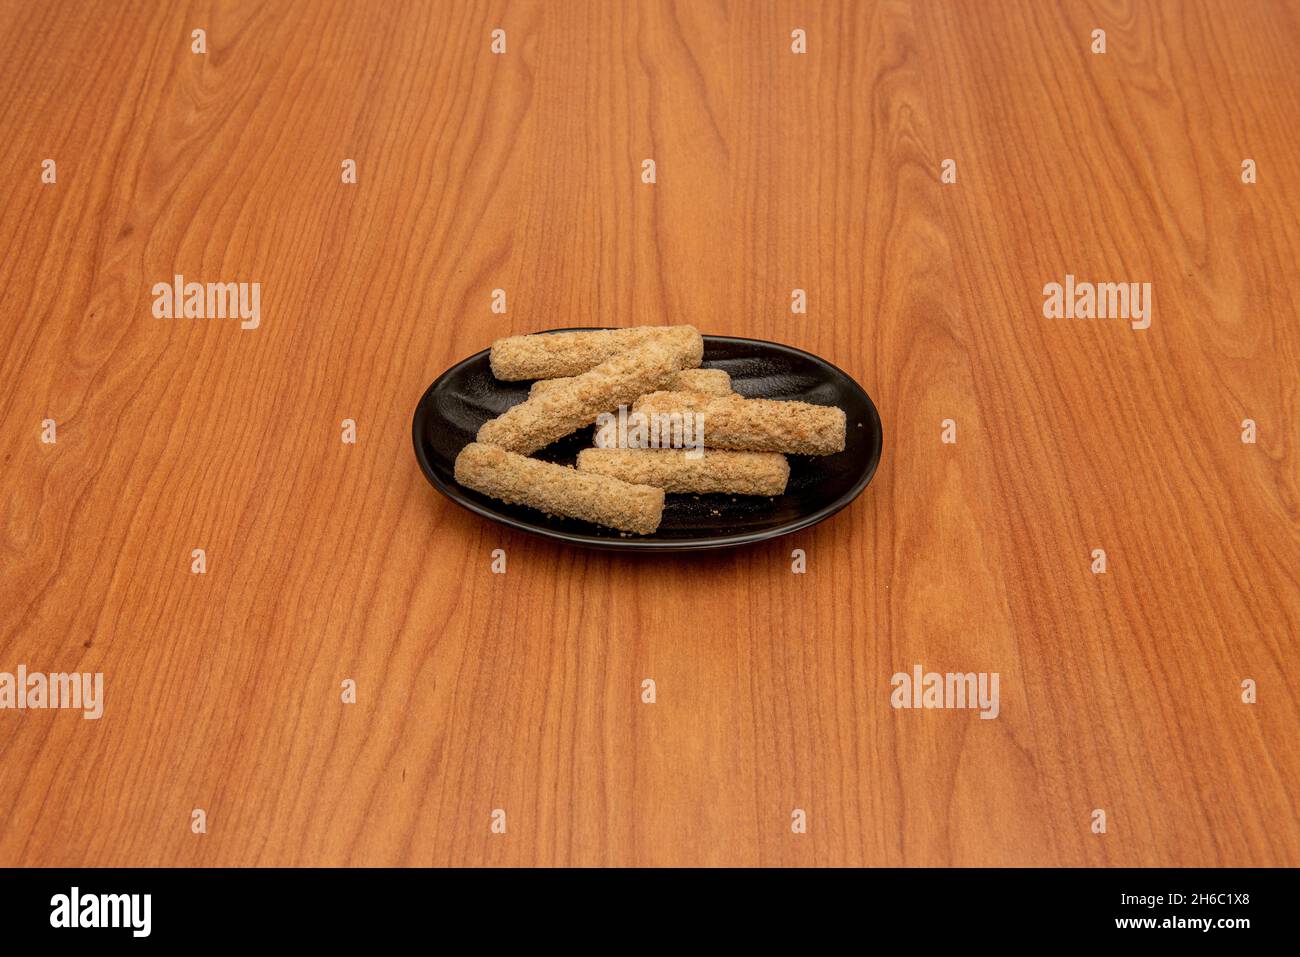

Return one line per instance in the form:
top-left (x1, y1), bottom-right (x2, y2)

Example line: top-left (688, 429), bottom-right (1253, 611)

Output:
top-left (454, 443), bottom-right (664, 534)
top-left (490, 325), bottom-right (703, 380)
top-left (576, 448), bottom-right (789, 495)
top-left (633, 391), bottom-right (846, 455)
top-left (477, 337), bottom-right (699, 453)
top-left (530, 366), bottom-right (730, 400)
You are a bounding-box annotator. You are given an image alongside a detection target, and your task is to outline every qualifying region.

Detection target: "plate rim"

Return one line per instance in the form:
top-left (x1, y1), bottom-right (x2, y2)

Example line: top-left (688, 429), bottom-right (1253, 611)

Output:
top-left (411, 331), bottom-right (884, 551)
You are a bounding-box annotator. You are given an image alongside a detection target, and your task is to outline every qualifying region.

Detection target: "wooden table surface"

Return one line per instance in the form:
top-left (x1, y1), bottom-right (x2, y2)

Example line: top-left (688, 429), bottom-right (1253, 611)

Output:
top-left (1, 0), bottom-right (1296, 868)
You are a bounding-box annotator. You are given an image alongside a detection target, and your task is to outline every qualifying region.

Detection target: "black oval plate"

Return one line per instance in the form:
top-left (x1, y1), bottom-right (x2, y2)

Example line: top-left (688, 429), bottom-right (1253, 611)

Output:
top-left (412, 331), bottom-right (883, 551)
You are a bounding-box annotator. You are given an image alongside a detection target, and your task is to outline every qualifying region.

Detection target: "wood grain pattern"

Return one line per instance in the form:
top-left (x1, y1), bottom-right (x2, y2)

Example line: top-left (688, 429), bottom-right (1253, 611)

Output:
top-left (0, 0), bottom-right (1295, 867)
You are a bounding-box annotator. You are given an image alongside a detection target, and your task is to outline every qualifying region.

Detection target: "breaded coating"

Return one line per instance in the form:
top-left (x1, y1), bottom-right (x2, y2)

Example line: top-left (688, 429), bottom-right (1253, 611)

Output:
top-left (477, 339), bottom-right (693, 453)
top-left (454, 443), bottom-right (664, 534)
top-left (633, 390), bottom-right (715, 413)
top-left (490, 325), bottom-right (703, 380)
top-left (577, 448), bottom-right (790, 495)
top-left (530, 366), bottom-right (731, 400)
top-left (633, 391), bottom-right (846, 455)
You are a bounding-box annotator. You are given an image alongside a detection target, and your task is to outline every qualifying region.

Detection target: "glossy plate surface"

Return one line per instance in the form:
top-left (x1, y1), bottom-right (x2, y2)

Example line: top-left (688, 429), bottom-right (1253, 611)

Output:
top-left (412, 331), bottom-right (883, 551)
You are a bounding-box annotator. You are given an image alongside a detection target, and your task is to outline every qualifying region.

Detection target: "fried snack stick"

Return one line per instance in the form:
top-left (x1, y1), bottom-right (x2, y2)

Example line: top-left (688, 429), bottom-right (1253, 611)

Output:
top-left (530, 366), bottom-right (730, 400)
top-left (478, 337), bottom-right (696, 453)
top-left (490, 325), bottom-right (703, 380)
top-left (455, 443), bottom-right (664, 534)
top-left (633, 391), bottom-right (847, 455)
top-left (577, 448), bottom-right (790, 496)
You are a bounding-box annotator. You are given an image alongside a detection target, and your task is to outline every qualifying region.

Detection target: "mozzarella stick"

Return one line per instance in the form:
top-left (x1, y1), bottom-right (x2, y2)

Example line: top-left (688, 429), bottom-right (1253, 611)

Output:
top-left (490, 325), bottom-right (702, 380)
top-left (478, 338), bottom-right (693, 453)
top-left (530, 366), bottom-right (730, 400)
top-left (633, 391), bottom-right (846, 455)
top-left (454, 443), bottom-right (664, 534)
top-left (577, 448), bottom-right (790, 496)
